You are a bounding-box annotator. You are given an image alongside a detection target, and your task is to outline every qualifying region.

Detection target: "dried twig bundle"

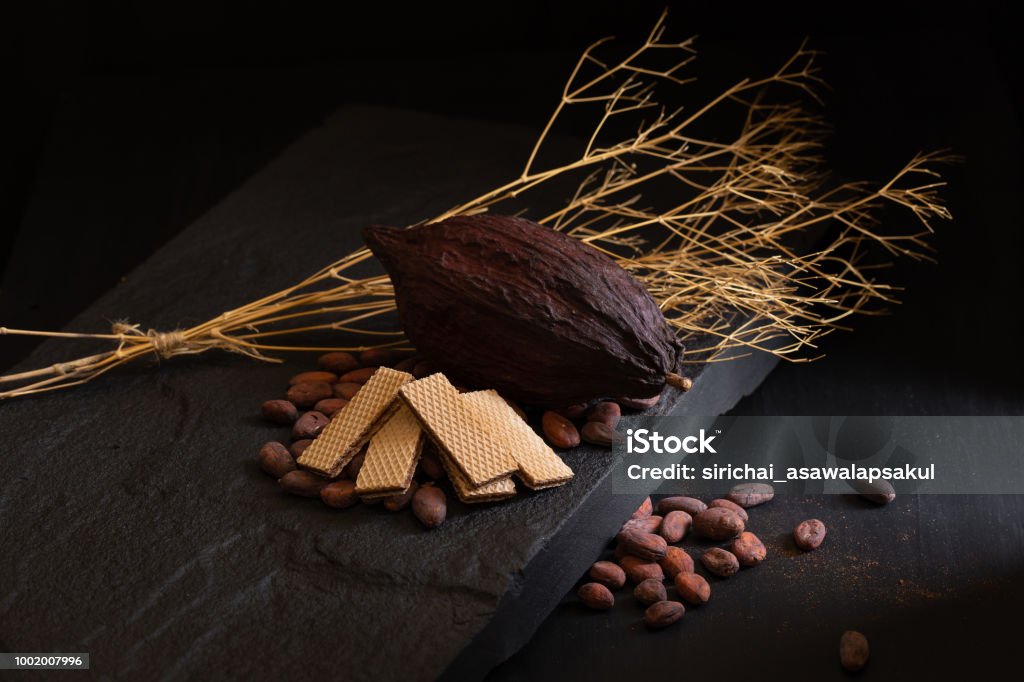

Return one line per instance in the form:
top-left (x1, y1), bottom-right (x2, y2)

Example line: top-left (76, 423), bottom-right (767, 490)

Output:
top-left (0, 12), bottom-right (951, 400)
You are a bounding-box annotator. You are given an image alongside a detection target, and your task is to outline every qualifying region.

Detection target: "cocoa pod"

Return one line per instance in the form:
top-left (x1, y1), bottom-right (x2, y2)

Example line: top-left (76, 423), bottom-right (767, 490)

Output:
top-left (707, 498), bottom-right (749, 522)
top-left (258, 442), bottom-right (295, 478)
top-left (363, 215), bottom-right (684, 405)
top-left (318, 351), bottom-right (359, 374)
top-left (333, 382), bottom-right (362, 400)
top-left (673, 572), bottom-right (711, 605)
top-left (286, 381), bottom-right (334, 408)
top-left (341, 449), bottom-right (367, 481)
top-left (261, 399), bottom-right (298, 425)
top-left (839, 631), bottom-right (870, 671)
top-left (292, 411), bottom-right (329, 440)
top-left (586, 401), bottom-right (621, 428)
top-left (853, 479), bottom-right (896, 505)
top-left (383, 481), bottom-right (419, 511)
top-left (700, 547), bottom-right (740, 577)
top-left (726, 482), bottom-right (774, 508)
top-left (615, 529), bottom-right (668, 561)
top-left (289, 439), bottom-right (312, 459)
top-left (731, 531), bottom-right (767, 567)
top-left (657, 496), bottom-right (707, 516)
top-left (359, 348), bottom-right (404, 367)
top-left (321, 480), bottom-right (359, 509)
top-left (633, 578), bottom-right (667, 606)
top-left (578, 582), bottom-right (615, 611)
top-left (412, 485), bottom-right (447, 528)
top-left (542, 411), bottom-right (581, 449)
top-left (339, 367), bottom-right (378, 384)
top-left (617, 393), bottom-right (661, 410)
top-left (794, 519), bottom-right (827, 551)
top-left (658, 546), bottom-right (694, 579)
top-left (314, 398), bottom-right (348, 417)
top-left (658, 510), bottom-right (692, 543)
top-left (644, 600), bottom-right (685, 629)
top-left (588, 561), bottom-right (626, 589)
top-left (622, 515), bottom-right (662, 534)
top-left (289, 370), bottom-right (338, 385)
top-left (555, 403), bottom-right (588, 419)
top-left (418, 452), bottom-right (447, 481)
top-left (631, 496), bottom-right (654, 519)
top-left (581, 421), bottom-right (616, 448)
top-left (279, 471), bottom-right (329, 497)
top-left (693, 507), bottom-right (745, 540)
top-left (618, 556), bottom-right (665, 584)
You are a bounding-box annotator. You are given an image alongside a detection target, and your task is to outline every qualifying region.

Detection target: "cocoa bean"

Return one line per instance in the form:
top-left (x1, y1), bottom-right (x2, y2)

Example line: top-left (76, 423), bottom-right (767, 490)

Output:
top-left (617, 393), bottom-right (661, 410)
top-left (578, 582), bottom-right (614, 611)
top-left (700, 547), bottom-right (740, 577)
top-left (615, 529), bottom-right (668, 561)
top-left (286, 381), bottom-right (334, 408)
top-left (618, 556), bottom-right (665, 584)
top-left (707, 498), bottom-right (749, 522)
top-left (318, 351), bottom-right (359, 374)
top-left (289, 439), bottom-right (312, 459)
top-left (258, 442), bottom-right (295, 478)
top-left (588, 561), bottom-right (626, 590)
top-left (839, 631), bottom-right (870, 671)
top-left (542, 411), bottom-right (581, 449)
top-left (412, 485), bottom-right (447, 528)
top-left (341, 449), bottom-right (367, 481)
top-left (731, 531), bottom-right (767, 567)
top-left (289, 370), bottom-right (338, 385)
top-left (279, 470), bottom-right (329, 497)
top-left (586, 401), bottom-right (621, 428)
top-left (383, 481), bottom-right (419, 511)
top-left (726, 482), bottom-right (774, 508)
top-left (631, 496), bottom-right (654, 519)
top-left (504, 398), bottom-right (527, 421)
top-left (658, 546), bottom-right (694, 579)
top-left (581, 421), bottom-right (616, 448)
top-left (338, 367), bottom-right (378, 384)
top-left (658, 510), bottom-right (692, 543)
top-left (261, 399), bottom-right (298, 425)
top-left (292, 411), bottom-right (329, 440)
top-left (854, 479), bottom-right (896, 505)
top-left (693, 507), bottom-right (745, 540)
top-left (418, 452), bottom-right (446, 481)
top-left (794, 519), bottom-right (827, 551)
top-left (633, 578), bottom-right (667, 606)
top-left (314, 398), bottom-right (348, 417)
top-left (622, 515), bottom-right (662, 534)
top-left (412, 360), bottom-right (438, 379)
top-left (393, 357), bottom-right (420, 373)
top-left (555, 403), bottom-right (588, 419)
top-left (644, 600), bottom-right (685, 629)
top-left (333, 382), bottom-right (362, 400)
top-left (673, 572), bottom-right (711, 604)
top-left (657, 496), bottom-right (707, 516)
top-left (359, 348), bottom-right (403, 367)
top-left (320, 480), bottom-right (359, 509)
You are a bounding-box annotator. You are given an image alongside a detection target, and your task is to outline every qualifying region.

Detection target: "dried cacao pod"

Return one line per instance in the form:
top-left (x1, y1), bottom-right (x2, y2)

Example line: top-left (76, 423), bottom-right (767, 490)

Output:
top-left (363, 215), bottom-right (685, 405)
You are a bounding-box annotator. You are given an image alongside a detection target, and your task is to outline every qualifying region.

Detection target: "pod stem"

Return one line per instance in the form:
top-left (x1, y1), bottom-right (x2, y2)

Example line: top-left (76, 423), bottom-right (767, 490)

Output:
top-left (665, 372), bottom-right (693, 392)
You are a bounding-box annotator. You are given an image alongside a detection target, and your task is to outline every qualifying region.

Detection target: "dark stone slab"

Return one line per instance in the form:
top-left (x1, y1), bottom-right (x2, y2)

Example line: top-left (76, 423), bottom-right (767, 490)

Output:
top-left (0, 106), bottom-right (778, 681)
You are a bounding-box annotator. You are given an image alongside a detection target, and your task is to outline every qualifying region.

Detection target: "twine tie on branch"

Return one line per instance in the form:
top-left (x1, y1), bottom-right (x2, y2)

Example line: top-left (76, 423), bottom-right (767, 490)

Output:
top-left (146, 329), bottom-right (188, 358)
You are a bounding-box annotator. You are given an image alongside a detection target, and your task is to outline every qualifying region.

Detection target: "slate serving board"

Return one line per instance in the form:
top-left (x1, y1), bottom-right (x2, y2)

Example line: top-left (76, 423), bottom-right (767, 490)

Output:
top-left (0, 106), bottom-right (779, 681)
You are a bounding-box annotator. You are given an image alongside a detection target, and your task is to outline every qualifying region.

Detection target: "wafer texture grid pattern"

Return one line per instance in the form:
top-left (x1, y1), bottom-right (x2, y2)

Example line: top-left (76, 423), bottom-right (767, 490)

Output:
top-left (355, 403), bottom-right (424, 496)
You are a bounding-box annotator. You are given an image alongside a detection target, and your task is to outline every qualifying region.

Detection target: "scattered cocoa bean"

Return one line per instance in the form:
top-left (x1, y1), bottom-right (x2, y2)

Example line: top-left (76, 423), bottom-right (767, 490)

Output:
top-left (658, 510), bottom-right (692, 543)
top-left (289, 439), bottom-right (312, 459)
top-left (581, 421), bottom-right (616, 448)
top-left (854, 479), bottom-right (896, 505)
top-left (412, 360), bottom-right (438, 379)
top-left (359, 348), bottom-right (403, 367)
top-left (338, 367), bottom-right (378, 384)
top-left (288, 370), bottom-right (338, 385)
top-left (261, 399), bottom-right (298, 425)
top-left (657, 496), bottom-right (707, 516)
top-left (634, 578), bottom-right (667, 606)
top-left (292, 411), bottom-right (329, 440)
top-left (578, 582), bottom-right (615, 611)
top-left (727, 482), bottom-right (775, 508)
top-left (794, 519), bottom-right (827, 551)
top-left (393, 357), bottom-right (419, 373)
top-left (622, 515), bottom-right (663, 534)
top-left (674, 572), bottom-right (711, 604)
top-left (555, 403), bottom-right (588, 419)
top-left (258, 442), bottom-right (295, 478)
top-left (586, 401), bottom-right (621, 428)
top-left (615, 529), bottom-right (668, 561)
top-left (618, 556), bottom-right (665, 584)
top-left (541, 411), bottom-right (581, 449)
top-left (286, 381), bottom-right (334, 408)
top-left (318, 351), bottom-right (359, 374)
top-left (314, 398), bottom-right (348, 417)
top-left (839, 631), bottom-right (870, 671)
top-left (617, 393), bottom-right (661, 410)
top-left (700, 547), bottom-right (740, 577)
top-left (320, 480), bottom-right (359, 509)
top-left (418, 452), bottom-right (446, 481)
top-left (279, 470), bottom-right (329, 497)
top-left (644, 601), bottom-right (685, 629)
top-left (631, 496), bottom-right (654, 519)
top-left (731, 531), bottom-right (767, 567)
top-left (504, 398), bottom-right (527, 421)
top-left (588, 561), bottom-right (626, 590)
top-left (693, 507), bottom-right (745, 540)
top-left (412, 485), bottom-right (447, 528)
top-left (333, 382), bottom-right (362, 400)
top-left (707, 498), bottom-right (749, 522)
top-left (341, 449), bottom-right (367, 480)
top-left (383, 481), bottom-right (419, 511)
top-left (659, 546), bottom-right (694, 578)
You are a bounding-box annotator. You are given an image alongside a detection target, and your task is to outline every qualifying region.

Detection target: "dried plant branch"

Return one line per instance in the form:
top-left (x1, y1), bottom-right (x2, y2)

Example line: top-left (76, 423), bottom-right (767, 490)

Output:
top-left (0, 10), bottom-right (951, 400)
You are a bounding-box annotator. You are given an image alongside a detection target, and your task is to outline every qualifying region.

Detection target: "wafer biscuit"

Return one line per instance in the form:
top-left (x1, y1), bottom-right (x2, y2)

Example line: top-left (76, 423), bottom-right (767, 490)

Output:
top-left (297, 367), bottom-right (412, 477)
top-left (354, 403), bottom-right (424, 497)
top-left (438, 451), bottom-right (516, 503)
top-left (462, 390), bottom-right (574, 490)
top-left (400, 373), bottom-right (517, 487)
